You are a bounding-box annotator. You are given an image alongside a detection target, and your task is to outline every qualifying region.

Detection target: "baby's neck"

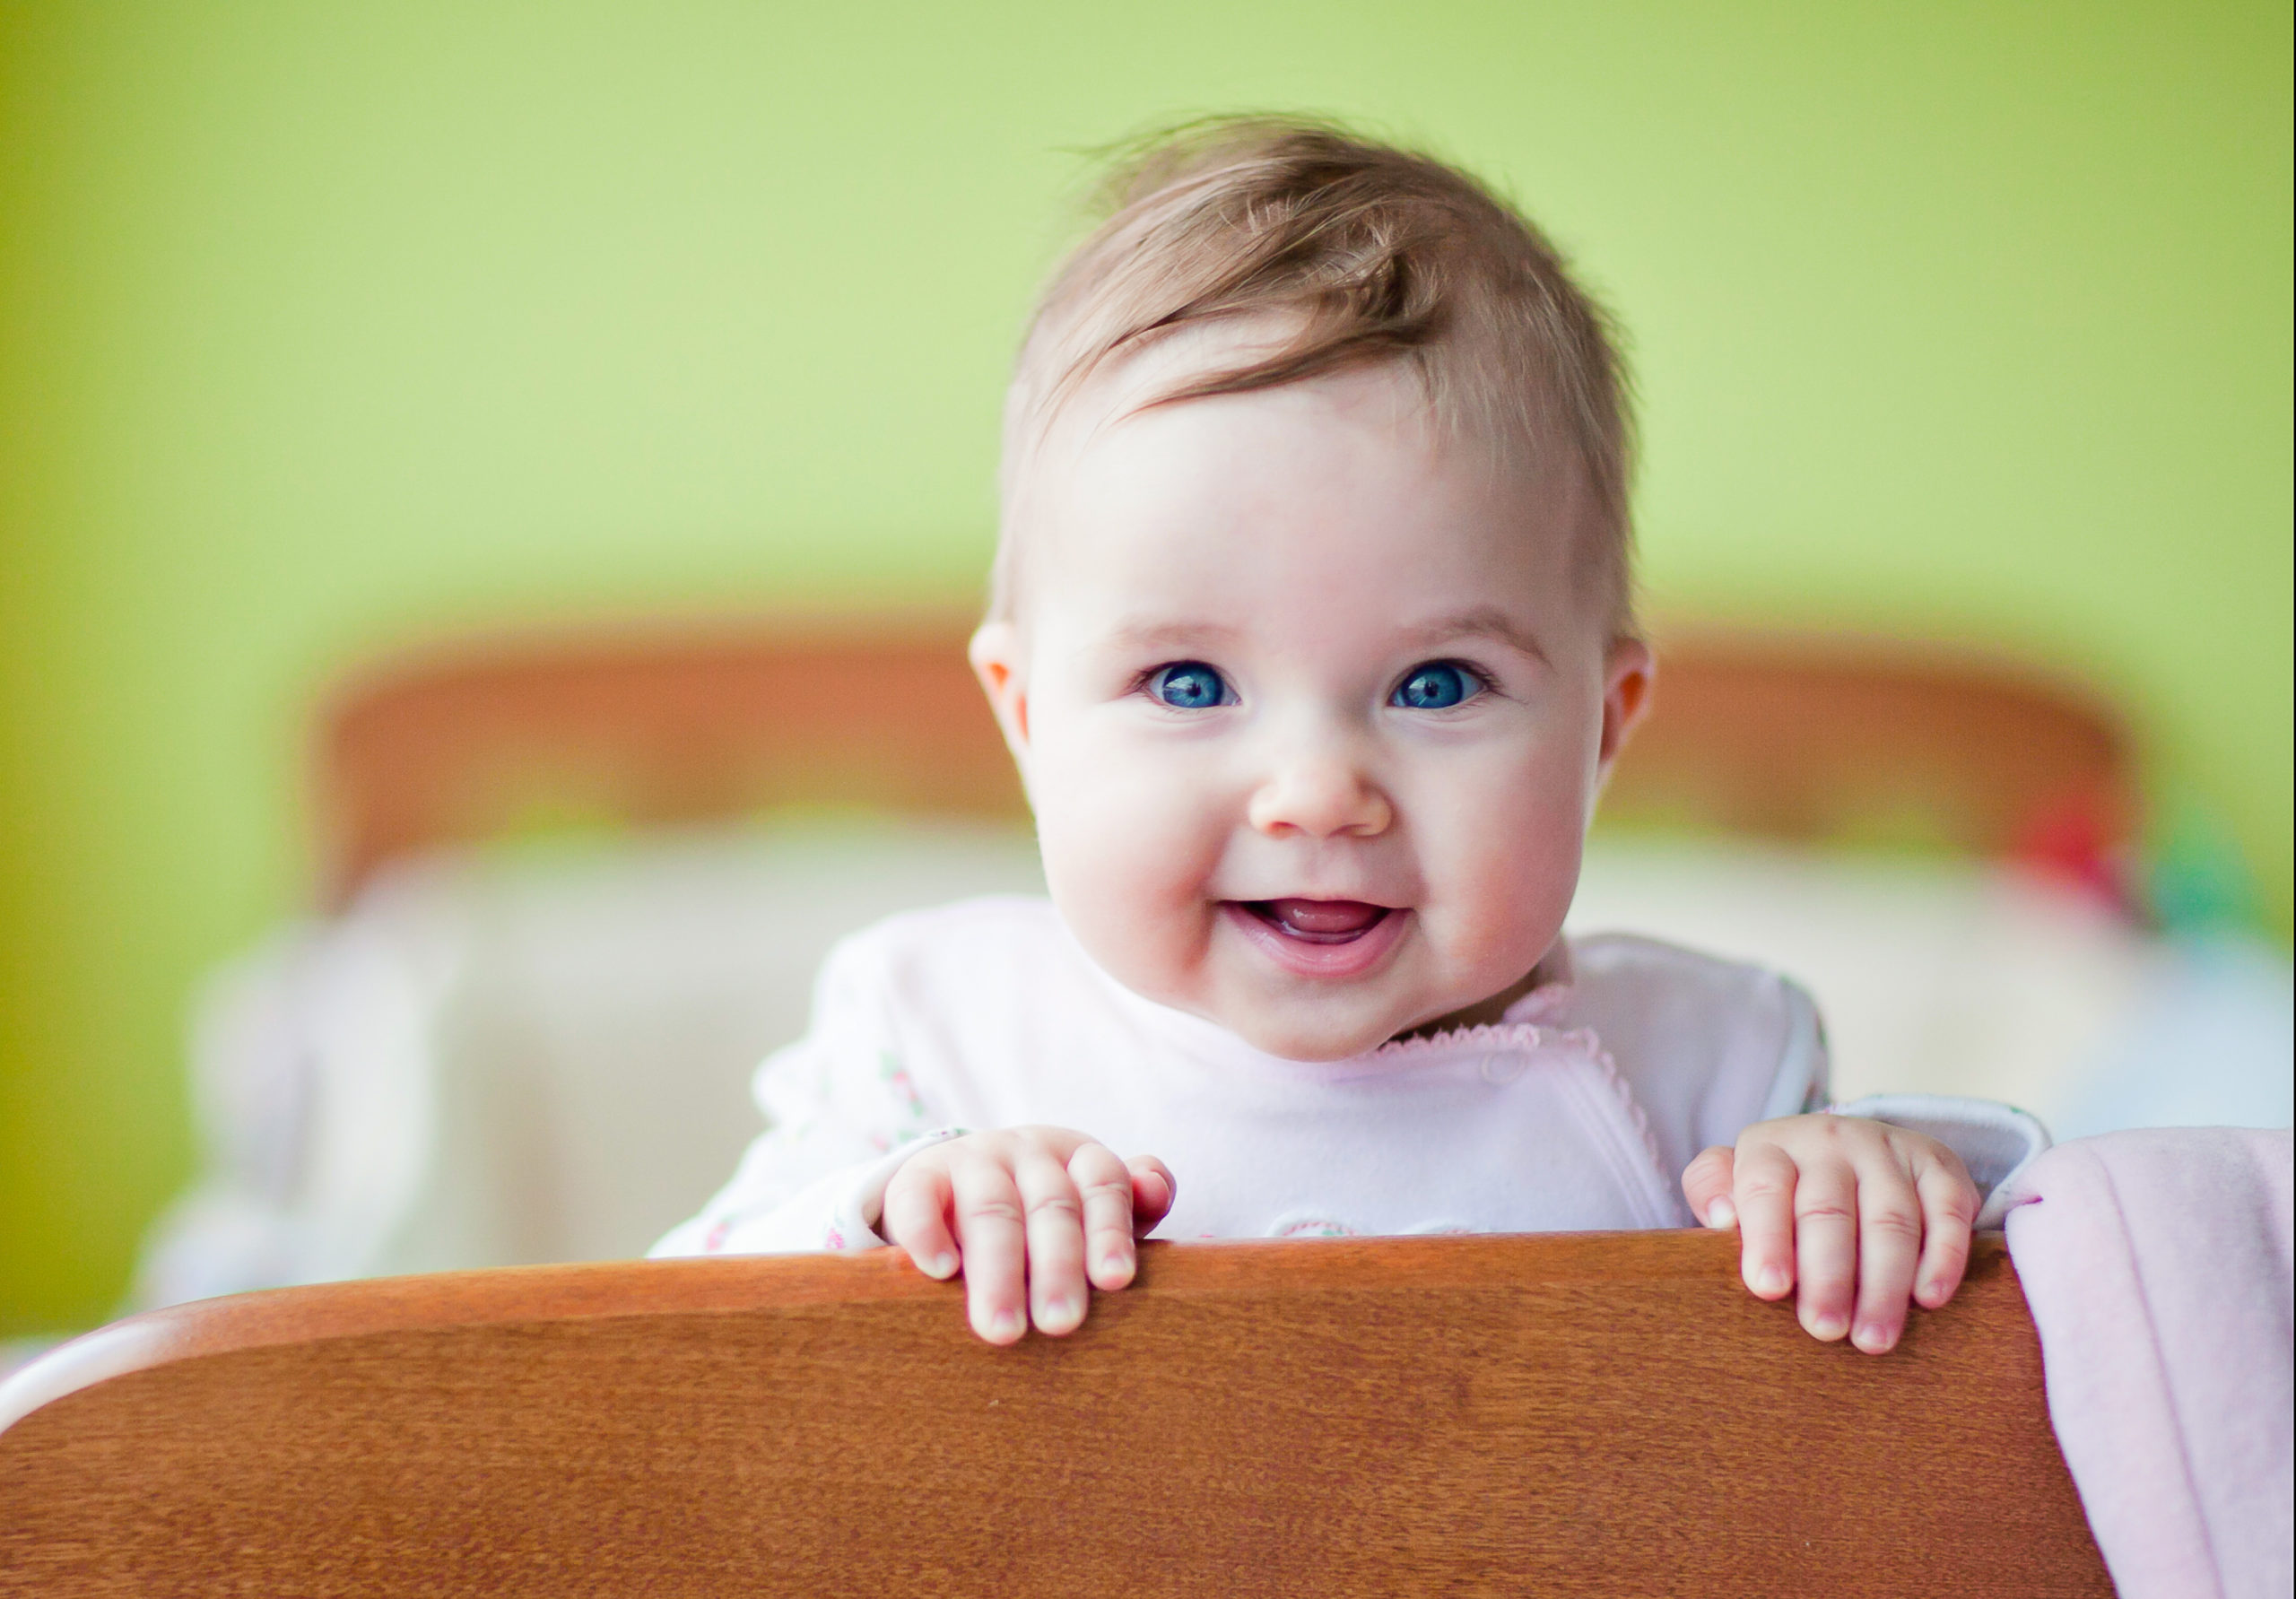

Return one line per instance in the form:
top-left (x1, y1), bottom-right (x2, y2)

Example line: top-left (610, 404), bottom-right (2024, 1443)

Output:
top-left (1389, 952), bottom-right (1559, 1044)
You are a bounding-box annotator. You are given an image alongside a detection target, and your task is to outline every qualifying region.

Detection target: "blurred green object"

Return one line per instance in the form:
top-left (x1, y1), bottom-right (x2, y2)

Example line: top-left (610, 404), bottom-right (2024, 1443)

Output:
top-left (2149, 804), bottom-right (2269, 936)
top-left (1, 0), bottom-right (2288, 1334)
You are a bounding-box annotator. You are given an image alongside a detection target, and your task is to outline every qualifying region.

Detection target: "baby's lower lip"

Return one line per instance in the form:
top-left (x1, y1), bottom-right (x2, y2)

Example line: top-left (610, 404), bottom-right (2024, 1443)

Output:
top-left (1223, 899), bottom-right (1409, 979)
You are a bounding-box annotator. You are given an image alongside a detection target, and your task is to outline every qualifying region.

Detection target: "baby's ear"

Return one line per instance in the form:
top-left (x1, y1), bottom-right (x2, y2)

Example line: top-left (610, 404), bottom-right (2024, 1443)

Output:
top-left (1596, 637), bottom-right (1654, 775)
top-left (968, 620), bottom-right (1031, 760)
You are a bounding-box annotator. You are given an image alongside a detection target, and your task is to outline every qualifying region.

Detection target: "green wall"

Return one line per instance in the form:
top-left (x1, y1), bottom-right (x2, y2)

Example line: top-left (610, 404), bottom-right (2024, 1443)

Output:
top-left (3, 1), bottom-right (2288, 1333)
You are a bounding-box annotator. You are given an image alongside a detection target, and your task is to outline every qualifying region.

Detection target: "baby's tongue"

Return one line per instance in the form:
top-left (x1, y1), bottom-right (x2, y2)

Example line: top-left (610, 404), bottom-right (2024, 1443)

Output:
top-left (1265, 898), bottom-right (1385, 937)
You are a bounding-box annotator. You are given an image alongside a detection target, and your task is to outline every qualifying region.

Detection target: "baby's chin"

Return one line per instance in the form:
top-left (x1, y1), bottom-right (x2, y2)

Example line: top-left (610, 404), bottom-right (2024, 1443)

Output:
top-left (1191, 981), bottom-right (1433, 1062)
top-left (1105, 948), bottom-right (1419, 1059)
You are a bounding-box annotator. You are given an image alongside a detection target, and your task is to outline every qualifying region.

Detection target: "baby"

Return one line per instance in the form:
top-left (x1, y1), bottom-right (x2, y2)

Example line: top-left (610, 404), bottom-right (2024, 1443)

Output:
top-left (655, 118), bottom-right (2042, 1352)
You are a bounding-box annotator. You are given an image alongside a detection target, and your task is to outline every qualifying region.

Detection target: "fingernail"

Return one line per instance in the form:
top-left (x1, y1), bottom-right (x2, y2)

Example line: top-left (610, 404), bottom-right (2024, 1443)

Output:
top-left (1755, 1265), bottom-right (1790, 1297)
top-left (928, 1253), bottom-right (957, 1279)
top-left (987, 1308), bottom-right (1025, 1342)
top-left (1811, 1312), bottom-right (1849, 1341)
top-left (1706, 1198), bottom-right (1736, 1229)
top-left (1853, 1322), bottom-right (1893, 1353)
top-left (1098, 1252), bottom-right (1130, 1279)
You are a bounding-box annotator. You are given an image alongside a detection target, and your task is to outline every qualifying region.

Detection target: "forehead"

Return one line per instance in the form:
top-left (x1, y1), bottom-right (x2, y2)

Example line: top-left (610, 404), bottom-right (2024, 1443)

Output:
top-left (1022, 359), bottom-right (1585, 633)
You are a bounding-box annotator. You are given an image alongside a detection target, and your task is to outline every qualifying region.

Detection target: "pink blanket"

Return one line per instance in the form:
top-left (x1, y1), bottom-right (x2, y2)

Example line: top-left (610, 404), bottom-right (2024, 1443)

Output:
top-left (2002, 1128), bottom-right (2294, 1599)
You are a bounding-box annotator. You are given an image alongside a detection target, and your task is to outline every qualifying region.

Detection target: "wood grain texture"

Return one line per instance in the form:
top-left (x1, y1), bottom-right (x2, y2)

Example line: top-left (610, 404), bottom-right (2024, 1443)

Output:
top-left (0, 1230), bottom-right (2110, 1597)
top-left (314, 620), bottom-right (2133, 906)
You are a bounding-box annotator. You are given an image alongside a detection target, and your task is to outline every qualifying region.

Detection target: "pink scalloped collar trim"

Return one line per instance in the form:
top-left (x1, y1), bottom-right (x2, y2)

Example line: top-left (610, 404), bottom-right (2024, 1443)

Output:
top-left (1372, 1018), bottom-right (1557, 1061)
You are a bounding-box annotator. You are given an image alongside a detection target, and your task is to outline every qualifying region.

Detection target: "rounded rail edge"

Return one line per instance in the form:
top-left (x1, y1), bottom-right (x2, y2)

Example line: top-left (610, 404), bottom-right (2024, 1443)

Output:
top-left (1, 1227), bottom-right (1952, 1438)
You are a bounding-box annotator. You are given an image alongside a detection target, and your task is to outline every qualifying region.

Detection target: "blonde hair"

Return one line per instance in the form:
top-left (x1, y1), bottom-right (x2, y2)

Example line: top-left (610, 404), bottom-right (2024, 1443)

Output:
top-left (993, 116), bottom-right (1636, 630)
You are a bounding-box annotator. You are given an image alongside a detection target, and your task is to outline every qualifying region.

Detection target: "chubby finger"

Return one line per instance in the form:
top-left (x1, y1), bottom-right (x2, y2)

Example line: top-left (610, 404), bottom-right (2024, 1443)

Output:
top-left (1791, 1153), bottom-right (1859, 1343)
top-left (1128, 1155), bottom-right (1177, 1234)
top-left (1013, 1144), bottom-right (1090, 1336)
top-left (948, 1151), bottom-right (1031, 1344)
top-left (880, 1158), bottom-right (960, 1279)
top-left (1683, 1145), bottom-right (1738, 1228)
top-left (1731, 1143), bottom-right (1800, 1300)
top-left (1066, 1143), bottom-right (1139, 1293)
top-left (1849, 1159), bottom-right (1924, 1355)
top-left (1911, 1151), bottom-right (1979, 1309)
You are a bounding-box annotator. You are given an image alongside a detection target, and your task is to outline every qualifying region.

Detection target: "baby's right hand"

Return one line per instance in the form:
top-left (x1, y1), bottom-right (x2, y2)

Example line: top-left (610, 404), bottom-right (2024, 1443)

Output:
top-left (878, 1126), bottom-right (1176, 1344)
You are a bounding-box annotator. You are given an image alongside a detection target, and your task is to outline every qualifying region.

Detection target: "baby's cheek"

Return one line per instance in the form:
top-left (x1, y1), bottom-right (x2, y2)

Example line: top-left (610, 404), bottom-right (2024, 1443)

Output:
top-left (1032, 746), bottom-right (1227, 982)
top-left (1413, 765), bottom-right (1585, 965)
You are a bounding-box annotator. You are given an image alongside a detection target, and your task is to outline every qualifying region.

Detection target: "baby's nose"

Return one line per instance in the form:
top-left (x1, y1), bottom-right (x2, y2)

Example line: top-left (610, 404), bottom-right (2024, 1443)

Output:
top-left (1247, 757), bottom-right (1394, 839)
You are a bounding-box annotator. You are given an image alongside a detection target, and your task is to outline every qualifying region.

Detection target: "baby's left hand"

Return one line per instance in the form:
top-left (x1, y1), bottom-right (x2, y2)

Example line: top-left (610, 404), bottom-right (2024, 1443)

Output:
top-left (1683, 1115), bottom-right (1980, 1354)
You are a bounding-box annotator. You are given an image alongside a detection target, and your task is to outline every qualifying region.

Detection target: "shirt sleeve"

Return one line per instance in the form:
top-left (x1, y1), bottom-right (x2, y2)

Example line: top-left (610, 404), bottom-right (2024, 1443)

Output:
top-left (1755, 976), bottom-right (1832, 1121)
top-left (648, 934), bottom-right (969, 1258)
top-left (1737, 973), bottom-right (2049, 1228)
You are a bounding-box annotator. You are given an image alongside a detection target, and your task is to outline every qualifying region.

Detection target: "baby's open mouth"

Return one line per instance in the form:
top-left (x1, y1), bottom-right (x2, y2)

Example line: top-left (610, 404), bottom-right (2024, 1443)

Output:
top-left (1241, 898), bottom-right (1393, 943)
top-left (1224, 898), bottom-right (1408, 979)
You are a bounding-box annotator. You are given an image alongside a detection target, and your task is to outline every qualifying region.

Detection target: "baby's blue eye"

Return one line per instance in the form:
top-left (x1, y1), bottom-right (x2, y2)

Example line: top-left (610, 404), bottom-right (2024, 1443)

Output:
top-left (1150, 662), bottom-right (1230, 709)
top-left (1392, 662), bottom-right (1479, 710)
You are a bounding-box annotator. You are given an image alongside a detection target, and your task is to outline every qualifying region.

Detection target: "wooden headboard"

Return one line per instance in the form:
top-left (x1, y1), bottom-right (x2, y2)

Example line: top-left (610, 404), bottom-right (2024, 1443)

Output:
top-left (316, 616), bottom-right (2135, 906)
top-left (0, 1230), bottom-right (2110, 1595)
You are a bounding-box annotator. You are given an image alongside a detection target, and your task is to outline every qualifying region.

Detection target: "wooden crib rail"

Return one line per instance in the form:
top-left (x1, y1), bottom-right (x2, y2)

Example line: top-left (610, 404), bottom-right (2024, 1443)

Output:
top-left (0, 1230), bottom-right (2110, 1598)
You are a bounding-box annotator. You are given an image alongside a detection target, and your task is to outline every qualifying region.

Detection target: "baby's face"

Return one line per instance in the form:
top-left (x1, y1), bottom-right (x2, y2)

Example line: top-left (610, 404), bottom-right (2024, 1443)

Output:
top-left (974, 361), bottom-right (1648, 1061)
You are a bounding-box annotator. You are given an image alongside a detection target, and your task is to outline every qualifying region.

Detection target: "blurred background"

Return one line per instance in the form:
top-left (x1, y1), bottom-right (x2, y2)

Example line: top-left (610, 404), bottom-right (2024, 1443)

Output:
top-left (1, 1), bottom-right (2288, 1340)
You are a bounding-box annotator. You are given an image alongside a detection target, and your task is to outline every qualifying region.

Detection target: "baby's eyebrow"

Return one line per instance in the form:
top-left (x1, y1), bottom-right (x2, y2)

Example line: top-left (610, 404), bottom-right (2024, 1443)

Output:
top-left (1399, 607), bottom-right (1550, 662)
top-left (1100, 618), bottom-right (1246, 654)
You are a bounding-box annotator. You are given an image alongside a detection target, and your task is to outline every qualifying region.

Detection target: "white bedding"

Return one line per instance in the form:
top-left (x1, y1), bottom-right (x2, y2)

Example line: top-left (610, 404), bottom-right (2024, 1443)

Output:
top-left (132, 819), bottom-right (2292, 1308)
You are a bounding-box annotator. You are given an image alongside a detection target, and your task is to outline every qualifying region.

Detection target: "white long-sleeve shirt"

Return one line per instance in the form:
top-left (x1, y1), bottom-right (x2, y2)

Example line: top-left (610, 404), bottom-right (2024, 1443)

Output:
top-left (653, 896), bottom-right (2046, 1258)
